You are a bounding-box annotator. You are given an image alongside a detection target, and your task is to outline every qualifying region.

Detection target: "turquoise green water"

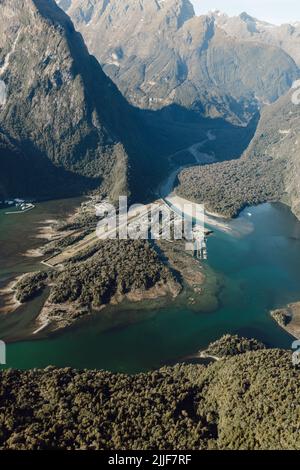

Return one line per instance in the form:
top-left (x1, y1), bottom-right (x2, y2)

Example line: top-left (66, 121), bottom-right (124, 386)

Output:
top-left (0, 200), bottom-right (299, 373)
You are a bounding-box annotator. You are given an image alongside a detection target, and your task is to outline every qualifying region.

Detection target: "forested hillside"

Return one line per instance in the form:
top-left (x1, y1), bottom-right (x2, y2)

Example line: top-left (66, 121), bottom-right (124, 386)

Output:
top-left (0, 337), bottom-right (299, 450)
top-left (177, 89), bottom-right (300, 220)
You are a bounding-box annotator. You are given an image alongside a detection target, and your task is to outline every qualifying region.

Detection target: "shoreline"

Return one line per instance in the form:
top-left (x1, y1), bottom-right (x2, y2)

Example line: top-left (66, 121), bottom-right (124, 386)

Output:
top-left (1, 230), bottom-right (216, 340)
top-left (35, 219), bottom-right (61, 241)
top-left (271, 302), bottom-right (300, 339)
top-left (180, 350), bottom-right (221, 365)
top-left (1, 141), bottom-right (290, 350)
top-left (0, 275), bottom-right (25, 314)
top-left (0, 202), bottom-right (83, 321)
top-left (32, 276), bottom-right (183, 336)
top-left (0, 219), bottom-right (63, 317)
top-left (165, 193), bottom-right (253, 237)
top-left (30, 236), bottom-right (218, 337)
top-left (5, 204), bottom-right (35, 215)
top-left (156, 137), bottom-right (254, 238)
top-left (0, 136), bottom-right (233, 340)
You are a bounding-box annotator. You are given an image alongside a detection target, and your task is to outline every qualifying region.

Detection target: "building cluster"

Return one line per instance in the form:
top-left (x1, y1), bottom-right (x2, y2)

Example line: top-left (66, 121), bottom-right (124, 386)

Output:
top-left (94, 198), bottom-right (209, 260)
top-left (2, 198), bottom-right (35, 214)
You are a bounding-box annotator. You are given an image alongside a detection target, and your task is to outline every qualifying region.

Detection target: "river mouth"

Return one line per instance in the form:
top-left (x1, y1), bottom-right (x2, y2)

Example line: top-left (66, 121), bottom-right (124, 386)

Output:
top-left (0, 196), bottom-right (299, 373)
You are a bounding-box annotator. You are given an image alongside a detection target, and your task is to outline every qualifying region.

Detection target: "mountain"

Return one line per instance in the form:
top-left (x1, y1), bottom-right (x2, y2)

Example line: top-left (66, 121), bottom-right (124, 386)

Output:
top-left (244, 88), bottom-right (300, 219)
top-left (0, 0), bottom-right (149, 202)
top-left (58, 0), bottom-right (299, 125)
top-left (176, 88), bottom-right (300, 220)
top-left (1, 1), bottom-right (298, 204)
top-left (210, 11), bottom-right (300, 67)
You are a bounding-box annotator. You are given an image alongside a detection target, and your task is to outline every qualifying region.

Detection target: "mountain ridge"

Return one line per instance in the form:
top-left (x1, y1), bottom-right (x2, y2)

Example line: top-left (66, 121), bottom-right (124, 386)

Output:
top-left (57, 0), bottom-right (299, 126)
top-left (207, 9), bottom-right (300, 67)
top-left (0, 0), bottom-right (151, 202)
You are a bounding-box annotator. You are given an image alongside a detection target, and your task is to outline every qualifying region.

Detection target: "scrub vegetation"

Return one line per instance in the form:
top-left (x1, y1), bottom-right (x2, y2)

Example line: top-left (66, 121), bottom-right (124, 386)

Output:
top-left (48, 239), bottom-right (179, 308)
top-left (15, 272), bottom-right (49, 303)
top-left (177, 156), bottom-right (285, 218)
top-left (203, 334), bottom-right (266, 357)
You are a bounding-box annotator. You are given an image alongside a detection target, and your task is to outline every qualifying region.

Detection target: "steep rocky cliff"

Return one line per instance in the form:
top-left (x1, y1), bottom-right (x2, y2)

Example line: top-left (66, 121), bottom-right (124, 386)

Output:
top-left (211, 11), bottom-right (300, 67)
top-left (0, 0), bottom-right (147, 201)
top-left (245, 89), bottom-right (300, 219)
top-left (59, 0), bottom-right (299, 125)
top-left (0, 342), bottom-right (299, 450)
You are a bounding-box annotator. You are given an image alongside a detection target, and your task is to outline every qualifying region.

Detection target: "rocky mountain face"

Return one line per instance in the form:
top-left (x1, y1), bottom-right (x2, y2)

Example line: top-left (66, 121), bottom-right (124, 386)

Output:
top-left (58, 0), bottom-right (299, 125)
top-left (210, 11), bottom-right (300, 67)
top-left (0, 0), bottom-right (149, 201)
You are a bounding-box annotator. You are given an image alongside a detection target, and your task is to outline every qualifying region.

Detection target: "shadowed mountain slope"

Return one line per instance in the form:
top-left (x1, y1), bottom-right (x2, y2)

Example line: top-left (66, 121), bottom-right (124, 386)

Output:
top-left (0, 0), bottom-right (153, 201)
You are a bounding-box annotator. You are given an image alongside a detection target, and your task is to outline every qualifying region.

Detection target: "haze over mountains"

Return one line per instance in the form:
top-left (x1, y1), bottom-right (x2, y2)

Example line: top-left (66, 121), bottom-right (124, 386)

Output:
top-left (59, 0), bottom-right (298, 125)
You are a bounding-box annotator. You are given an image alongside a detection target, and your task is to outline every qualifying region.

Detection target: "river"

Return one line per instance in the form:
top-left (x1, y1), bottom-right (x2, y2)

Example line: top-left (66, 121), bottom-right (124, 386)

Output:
top-left (0, 191), bottom-right (299, 372)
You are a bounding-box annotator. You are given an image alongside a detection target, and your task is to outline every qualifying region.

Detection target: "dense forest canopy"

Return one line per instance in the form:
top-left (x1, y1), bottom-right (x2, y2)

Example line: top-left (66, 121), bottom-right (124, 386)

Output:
top-left (0, 337), bottom-right (299, 450)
